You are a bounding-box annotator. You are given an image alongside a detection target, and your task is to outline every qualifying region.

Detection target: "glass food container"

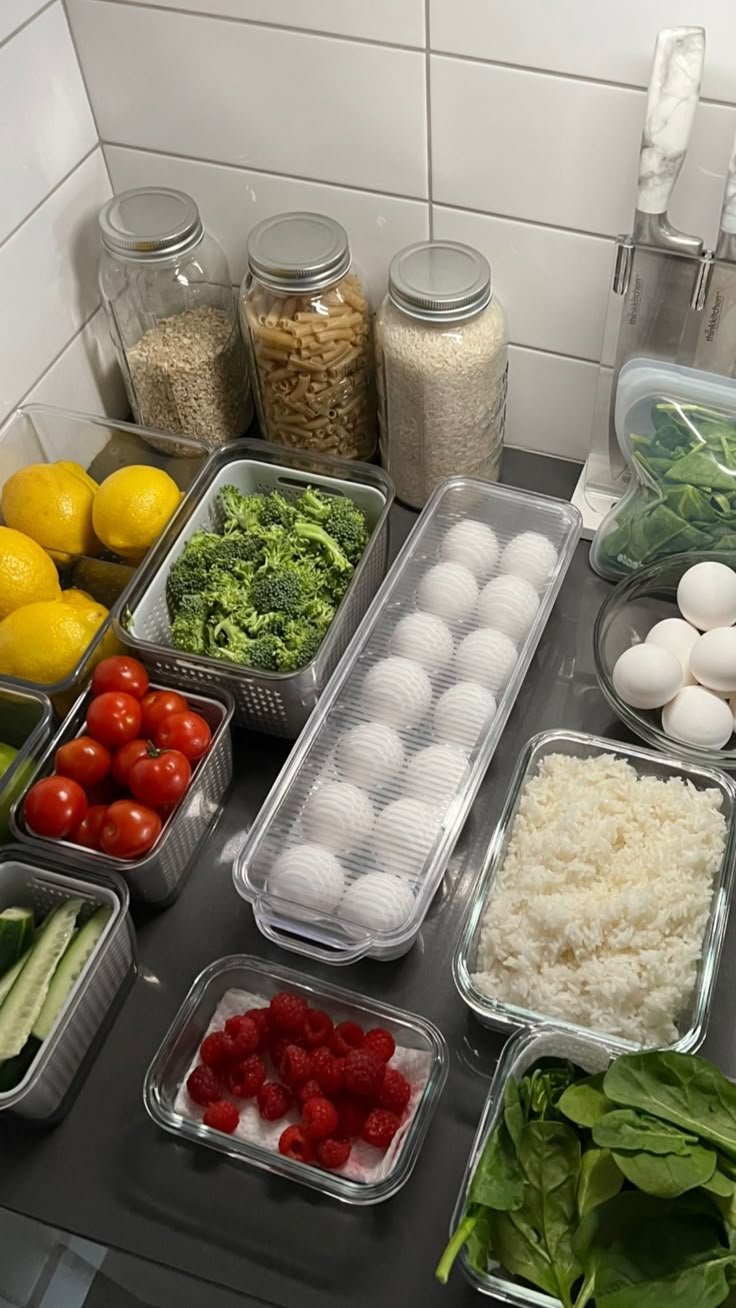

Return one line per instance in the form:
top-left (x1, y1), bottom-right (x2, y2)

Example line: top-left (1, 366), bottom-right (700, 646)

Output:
top-left (240, 212), bottom-right (376, 460)
top-left (98, 187), bottom-right (253, 450)
top-left (375, 241), bottom-right (508, 508)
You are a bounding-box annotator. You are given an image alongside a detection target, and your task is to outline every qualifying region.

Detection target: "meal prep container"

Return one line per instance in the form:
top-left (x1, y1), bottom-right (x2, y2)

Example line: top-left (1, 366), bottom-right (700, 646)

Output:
top-left (144, 954), bottom-right (447, 1204)
top-left (448, 1026), bottom-right (613, 1304)
top-left (234, 479), bottom-right (581, 963)
top-left (0, 681), bottom-right (53, 841)
top-left (114, 438), bottom-right (393, 737)
top-left (594, 550), bottom-right (736, 768)
top-left (11, 683), bottom-right (234, 906)
top-left (0, 404), bottom-right (207, 704)
top-left (454, 728), bottom-right (736, 1054)
top-left (0, 848), bottom-right (135, 1121)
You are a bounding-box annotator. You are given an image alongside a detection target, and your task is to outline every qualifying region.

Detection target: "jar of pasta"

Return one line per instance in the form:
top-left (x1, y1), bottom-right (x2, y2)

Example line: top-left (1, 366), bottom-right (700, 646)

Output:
top-left (240, 213), bottom-right (376, 460)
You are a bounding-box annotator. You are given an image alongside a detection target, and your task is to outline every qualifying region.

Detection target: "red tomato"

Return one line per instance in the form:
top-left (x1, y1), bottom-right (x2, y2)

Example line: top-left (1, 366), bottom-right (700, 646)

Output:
top-left (111, 739), bottom-right (150, 788)
top-left (86, 777), bottom-right (124, 807)
top-left (86, 692), bottom-right (142, 749)
top-left (55, 735), bottom-right (111, 789)
top-left (100, 800), bottom-right (161, 860)
top-left (73, 805), bottom-right (108, 851)
top-left (91, 655), bottom-right (149, 701)
top-left (129, 748), bottom-right (191, 807)
top-left (25, 776), bottom-right (87, 840)
top-left (140, 690), bottom-right (188, 737)
top-left (154, 710), bottom-right (211, 761)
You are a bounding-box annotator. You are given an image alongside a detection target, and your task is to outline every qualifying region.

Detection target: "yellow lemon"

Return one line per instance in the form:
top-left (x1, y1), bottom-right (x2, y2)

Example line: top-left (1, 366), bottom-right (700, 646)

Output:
top-left (0, 597), bottom-right (109, 686)
top-left (60, 588), bottom-right (96, 608)
top-left (1, 461), bottom-right (100, 564)
top-left (0, 527), bottom-right (61, 619)
top-left (93, 466), bottom-right (182, 563)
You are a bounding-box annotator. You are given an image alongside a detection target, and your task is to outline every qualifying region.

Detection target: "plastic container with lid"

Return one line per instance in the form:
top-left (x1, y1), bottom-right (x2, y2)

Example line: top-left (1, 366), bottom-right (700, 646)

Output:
top-left (239, 212), bottom-right (376, 460)
top-left (98, 188), bottom-right (253, 449)
top-left (0, 680), bottom-right (52, 841)
top-left (375, 241), bottom-right (508, 508)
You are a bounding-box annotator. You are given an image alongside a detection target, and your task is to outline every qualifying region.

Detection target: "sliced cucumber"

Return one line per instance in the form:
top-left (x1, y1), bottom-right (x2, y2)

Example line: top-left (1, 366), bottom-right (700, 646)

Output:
top-left (0, 1040), bottom-right (38, 1094)
top-left (0, 897), bottom-right (81, 1061)
top-left (33, 906), bottom-right (111, 1042)
top-left (0, 907), bottom-right (34, 975)
top-left (0, 948), bottom-right (31, 1007)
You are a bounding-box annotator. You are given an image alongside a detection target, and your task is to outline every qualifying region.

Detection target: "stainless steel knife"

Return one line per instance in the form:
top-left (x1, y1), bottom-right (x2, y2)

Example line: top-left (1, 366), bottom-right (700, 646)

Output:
top-left (690, 125), bottom-right (736, 375)
top-left (608, 26), bottom-right (705, 474)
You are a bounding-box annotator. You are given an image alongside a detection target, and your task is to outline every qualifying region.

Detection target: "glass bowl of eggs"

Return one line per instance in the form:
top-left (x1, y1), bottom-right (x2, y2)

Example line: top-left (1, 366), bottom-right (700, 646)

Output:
top-left (594, 552), bottom-right (736, 768)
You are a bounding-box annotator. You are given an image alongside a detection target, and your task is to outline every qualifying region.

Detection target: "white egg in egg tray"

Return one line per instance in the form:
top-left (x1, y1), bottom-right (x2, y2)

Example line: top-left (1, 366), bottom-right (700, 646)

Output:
top-left (234, 479), bottom-right (581, 962)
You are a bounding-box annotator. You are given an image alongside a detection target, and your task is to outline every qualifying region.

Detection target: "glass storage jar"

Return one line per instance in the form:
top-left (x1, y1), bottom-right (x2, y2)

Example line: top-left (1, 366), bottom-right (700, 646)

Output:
top-left (240, 212), bottom-right (376, 460)
top-left (375, 241), bottom-right (508, 508)
top-left (98, 188), bottom-right (252, 450)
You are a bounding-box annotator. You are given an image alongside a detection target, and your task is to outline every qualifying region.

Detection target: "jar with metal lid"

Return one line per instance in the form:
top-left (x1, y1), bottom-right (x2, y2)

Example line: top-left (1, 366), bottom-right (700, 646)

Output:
top-left (375, 241), bottom-right (508, 508)
top-left (98, 188), bottom-right (252, 449)
top-left (240, 212), bottom-right (376, 460)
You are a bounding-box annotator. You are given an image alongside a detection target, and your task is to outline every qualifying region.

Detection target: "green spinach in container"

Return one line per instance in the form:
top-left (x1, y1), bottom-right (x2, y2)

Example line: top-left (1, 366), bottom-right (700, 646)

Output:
top-left (591, 362), bottom-right (736, 580)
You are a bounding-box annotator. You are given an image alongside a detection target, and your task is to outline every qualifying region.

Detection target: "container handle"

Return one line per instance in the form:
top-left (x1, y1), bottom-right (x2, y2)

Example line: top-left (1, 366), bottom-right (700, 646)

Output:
top-left (253, 907), bottom-right (371, 966)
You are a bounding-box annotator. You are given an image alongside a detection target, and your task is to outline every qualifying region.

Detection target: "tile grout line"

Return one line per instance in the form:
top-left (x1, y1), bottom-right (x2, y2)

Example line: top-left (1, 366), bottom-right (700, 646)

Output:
top-left (0, 0), bottom-right (54, 50)
top-left (61, 0), bottom-right (114, 192)
top-left (4, 304), bottom-right (103, 424)
top-left (0, 144), bottom-right (100, 256)
top-left (424, 0), bottom-right (433, 239)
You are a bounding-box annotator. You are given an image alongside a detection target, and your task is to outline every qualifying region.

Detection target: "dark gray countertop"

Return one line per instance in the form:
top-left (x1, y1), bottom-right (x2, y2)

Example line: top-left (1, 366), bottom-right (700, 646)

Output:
top-left (5, 449), bottom-right (733, 1308)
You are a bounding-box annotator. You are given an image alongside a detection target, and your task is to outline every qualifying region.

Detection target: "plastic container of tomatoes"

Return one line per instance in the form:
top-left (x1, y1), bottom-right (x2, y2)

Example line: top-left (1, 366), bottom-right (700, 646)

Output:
top-left (10, 675), bottom-right (234, 906)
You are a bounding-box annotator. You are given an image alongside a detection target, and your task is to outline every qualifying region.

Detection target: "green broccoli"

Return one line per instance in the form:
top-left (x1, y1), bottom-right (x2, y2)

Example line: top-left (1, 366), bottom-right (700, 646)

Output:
top-left (169, 593), bottom-right (209, 654)
top-left (324, 497), bottom-right (369, 564)
top-left (258, 491), bottom-right (297, 530)
top-left (293, 520), bottom-right (351, 571)
top-left (297, 487), bottom-right (331, 523)
top-left (278, 620), bottom-right (324, 671)
top-left (251, 568), bottom-right (307, 617)
top-left (217, 485), bottom-right (269, 534)
top-left (166, 530), bottom-right (222, 615)
top-left (249, 633), bottom-right (286, 671)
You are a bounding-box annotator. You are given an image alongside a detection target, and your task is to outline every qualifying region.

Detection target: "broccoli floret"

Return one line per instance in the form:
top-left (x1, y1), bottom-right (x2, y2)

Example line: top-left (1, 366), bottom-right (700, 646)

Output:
top-left (296, 487), bottom-right (331, 523)
top-left (212, 532), bottom-right (263, 571)
top-left (166, 530), bottom-right (222, 616)
top-left (217, 485), bottom-right (268, 534)
top-left (248, 633), bottom-right (286, 671)
top-left (324, 497), bottom-right (369, 565)
top-left (293, 520), bottom-right (351, 572)
top-left (259, 492), bottom-right (297, 530)
top-left (170, 593), bottom-right (209, 654)
top-left (278, 620), bottom-right (324, 671)
top-left (251, 568), bottom-right (307, 617)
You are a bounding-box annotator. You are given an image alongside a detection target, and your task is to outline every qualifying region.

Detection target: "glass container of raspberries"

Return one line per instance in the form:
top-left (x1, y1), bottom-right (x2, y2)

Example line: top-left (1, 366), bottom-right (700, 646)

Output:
top-left (144, 954), bottom-right (448, 1203)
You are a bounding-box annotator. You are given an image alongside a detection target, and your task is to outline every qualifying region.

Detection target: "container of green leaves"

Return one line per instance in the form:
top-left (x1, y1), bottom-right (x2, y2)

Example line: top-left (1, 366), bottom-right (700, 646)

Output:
top-left (438, 1027), bottom-right (736, 1306)
top-left (591, 360), bottom-right (736, 581)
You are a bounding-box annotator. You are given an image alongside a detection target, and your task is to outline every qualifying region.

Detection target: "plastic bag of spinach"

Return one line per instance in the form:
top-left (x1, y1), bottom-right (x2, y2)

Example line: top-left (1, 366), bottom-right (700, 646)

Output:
top-left (437, 1048), bottom-right (736, 1306)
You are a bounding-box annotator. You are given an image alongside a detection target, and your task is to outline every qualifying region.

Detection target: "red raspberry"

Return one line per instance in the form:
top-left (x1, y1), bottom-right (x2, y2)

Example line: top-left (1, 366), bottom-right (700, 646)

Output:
top-left (257, 1081), bottom-right (292, 1122)
top-left (279, 1043), bottom-right (312, 1087)
top-left (225, 1054), bottom-right (266, 1099)
top-left (363, 1028), bottom-right (396, 1063)
top-left (301, 1096), bottom-right (339, 1141)
top-left (278, 1124), bottom-right (314, 1163)
top-left (244, 1007), bottom-right (270, 1046)
top-left (310, 1046), bottom-right (346, 1096)
top-left (270, 1034), bottom-right (296, 1068)
top-left (199, 1031), bottom-right (235, 1068)
top-left (203, 1100), bottom-right (240, 1134)
top-left (186, 1064), bottom-right (221, 1107)
top-left (330, 1020), bottom-right (364, 1057)
top-left (302, 1007), bottom-right (334, 1049)
top-left (336, 1096), bottom-right (369, 1138)
top-left (344, 1049), bottom-right (386, 1100)
top-left (269, 991), bottom-right (308, 1036)
top-left (224, 1015), bottom-right (260, 1057)
top-left (297, 1079), bottom-right (323, 1107)
top-left (362, 1108), bottom-right (401, 1150)
top-left (379, 1067), bottom-right (411, 1113)
top-left (316, 1136), bottom-right (352, 1170)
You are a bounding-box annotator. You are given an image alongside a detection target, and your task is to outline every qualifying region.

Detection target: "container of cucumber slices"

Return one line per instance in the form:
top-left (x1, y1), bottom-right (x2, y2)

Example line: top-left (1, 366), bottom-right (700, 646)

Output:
top-left (0, 849), bottom-right (135, 1120)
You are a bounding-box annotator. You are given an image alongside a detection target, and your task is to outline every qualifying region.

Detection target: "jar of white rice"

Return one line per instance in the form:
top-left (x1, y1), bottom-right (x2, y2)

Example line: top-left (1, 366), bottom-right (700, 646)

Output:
top-left (375, 241), bottom-right (508, 508)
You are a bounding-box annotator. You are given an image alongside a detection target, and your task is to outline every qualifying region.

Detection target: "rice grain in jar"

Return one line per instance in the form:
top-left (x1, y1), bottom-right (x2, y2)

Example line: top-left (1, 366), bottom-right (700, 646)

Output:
top-left (240, 213), bottom-right (376, 460)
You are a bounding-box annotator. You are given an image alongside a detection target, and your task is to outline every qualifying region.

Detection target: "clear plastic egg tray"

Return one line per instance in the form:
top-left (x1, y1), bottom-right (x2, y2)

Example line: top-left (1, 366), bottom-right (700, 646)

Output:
top-left (233, 477), bottom-right (581, 963)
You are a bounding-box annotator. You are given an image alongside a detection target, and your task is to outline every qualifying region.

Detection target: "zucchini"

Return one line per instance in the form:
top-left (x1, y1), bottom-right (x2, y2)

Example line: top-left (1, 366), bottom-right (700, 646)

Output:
top-left (33, 906), bottom-right (111, 1042)
top-left (0, 907), bottom-right (34, 975)
top-left (0, 897), bottom-right (81, 1060)
top-left (0, 948), bottom-right (31, 1007)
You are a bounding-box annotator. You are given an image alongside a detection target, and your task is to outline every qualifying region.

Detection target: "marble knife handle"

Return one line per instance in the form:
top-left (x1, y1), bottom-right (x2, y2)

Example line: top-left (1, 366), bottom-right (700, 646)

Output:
top-left (718, 124), bottom-right (736, 236)
top-left (636, 26), bottom-right (705, 215)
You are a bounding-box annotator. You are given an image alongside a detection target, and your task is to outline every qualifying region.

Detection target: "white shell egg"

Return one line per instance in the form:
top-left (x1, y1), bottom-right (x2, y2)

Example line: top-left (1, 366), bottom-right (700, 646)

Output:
top-left (373, 798), bottom-right (440, 879)
top-left (645, 618), bottom-right (698, 685)
top-left (302, 782), bottom-right (374, 853)
top-left (417, 562), bottom-right (478, 621)
top-left (337, 722), bottom-right (405, 789)
top-left (434, 682), bottom-right (497, 748)
top-left (267, 844), bottom-right (344, 913)
top-left (690, 628), bottom-right (736, 693)
top-left (477, 575), bottom-right (540, 642)
top-left (662, 685), bottom-right (734, 750)
top-left (455, 628), bottom-right (518, 694)
top-left (440, 520), bottom-right (498, 578)
top-left (404, 744), bottom-right (468, 809)
top-left (338, 872), bottom-right (415, 933)
top-left (500, 532), bottom-right (558, 591)
top-left (677, 561), bottom-right (736, 631)
top-left (362, 657), bottom-right (432, 727)
top-left (612, 644), bottom-right (682, 710)
top-left (390, 612), bottom-right (454, 670)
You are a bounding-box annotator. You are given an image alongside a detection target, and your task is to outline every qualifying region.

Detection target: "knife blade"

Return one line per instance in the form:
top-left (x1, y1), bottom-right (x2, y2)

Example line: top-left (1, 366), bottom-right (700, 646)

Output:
top-left (691, 125), bottom-right (736, 375)
top-left (608, 26), bottom-right (705, 475)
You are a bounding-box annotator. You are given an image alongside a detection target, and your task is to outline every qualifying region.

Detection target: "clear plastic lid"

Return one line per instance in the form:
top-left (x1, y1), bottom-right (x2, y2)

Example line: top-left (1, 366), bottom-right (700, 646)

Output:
top-left (246, 212), bottom-right (351, 293)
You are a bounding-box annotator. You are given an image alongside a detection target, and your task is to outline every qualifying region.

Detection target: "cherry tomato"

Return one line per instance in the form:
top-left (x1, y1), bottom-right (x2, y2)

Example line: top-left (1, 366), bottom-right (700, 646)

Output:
top-left (86, 692), bottom-right (142, 749)
top-left (86, 777), bottom-right (124, 807)
top-left (154, 710), bottom-right (211, 761)
top-left (91, 655), bottom-right (149, 701)
top-left (100, 800), bottom-right (162, 860)
top-left (140, 690), bottom-right (188, 738)
top-left (25, 776), bottom-right (87, 840)
top-left (111, 739), bottom-right (150, 789)
top-left (129, 748), bottom-right (191, 808)
top-left (55, 735), bottom-right (111, 789)
top-left (73, 805), bottom-right (108, 851)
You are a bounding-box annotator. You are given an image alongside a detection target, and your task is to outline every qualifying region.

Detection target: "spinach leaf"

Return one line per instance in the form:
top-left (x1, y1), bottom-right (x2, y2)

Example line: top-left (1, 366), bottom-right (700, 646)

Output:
top-left (488, 1208), bottom-right (560, 1298)
top-left (593, 1108), bottom-right (700, 1155)
top-left (612, 1144), bottom-right (716, 1198)
top-left (529, 1061), bottom-right (578, 1120)
top-left (559, 1073), bottom-right (614, 1128)
top-left (519, 1120), bottom-right (581, 1303)
top-left (704, 1171), bottom-right (736, 1200)
top-left (604, 1052), bottom-right (736, 1159)
top-left (503, 1076), bottom-right (526, 1155)
top-left (469, 1117), bottom-right (524, 1211)
top-left (665, 447), bottom-right (736, 491)
top-left (598, 1255), bottom-right (736, 1308)
top-left (577, 1149), bottom-right (624, 1218)
top-left (464, 1212), bottom-right (492, 1277)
